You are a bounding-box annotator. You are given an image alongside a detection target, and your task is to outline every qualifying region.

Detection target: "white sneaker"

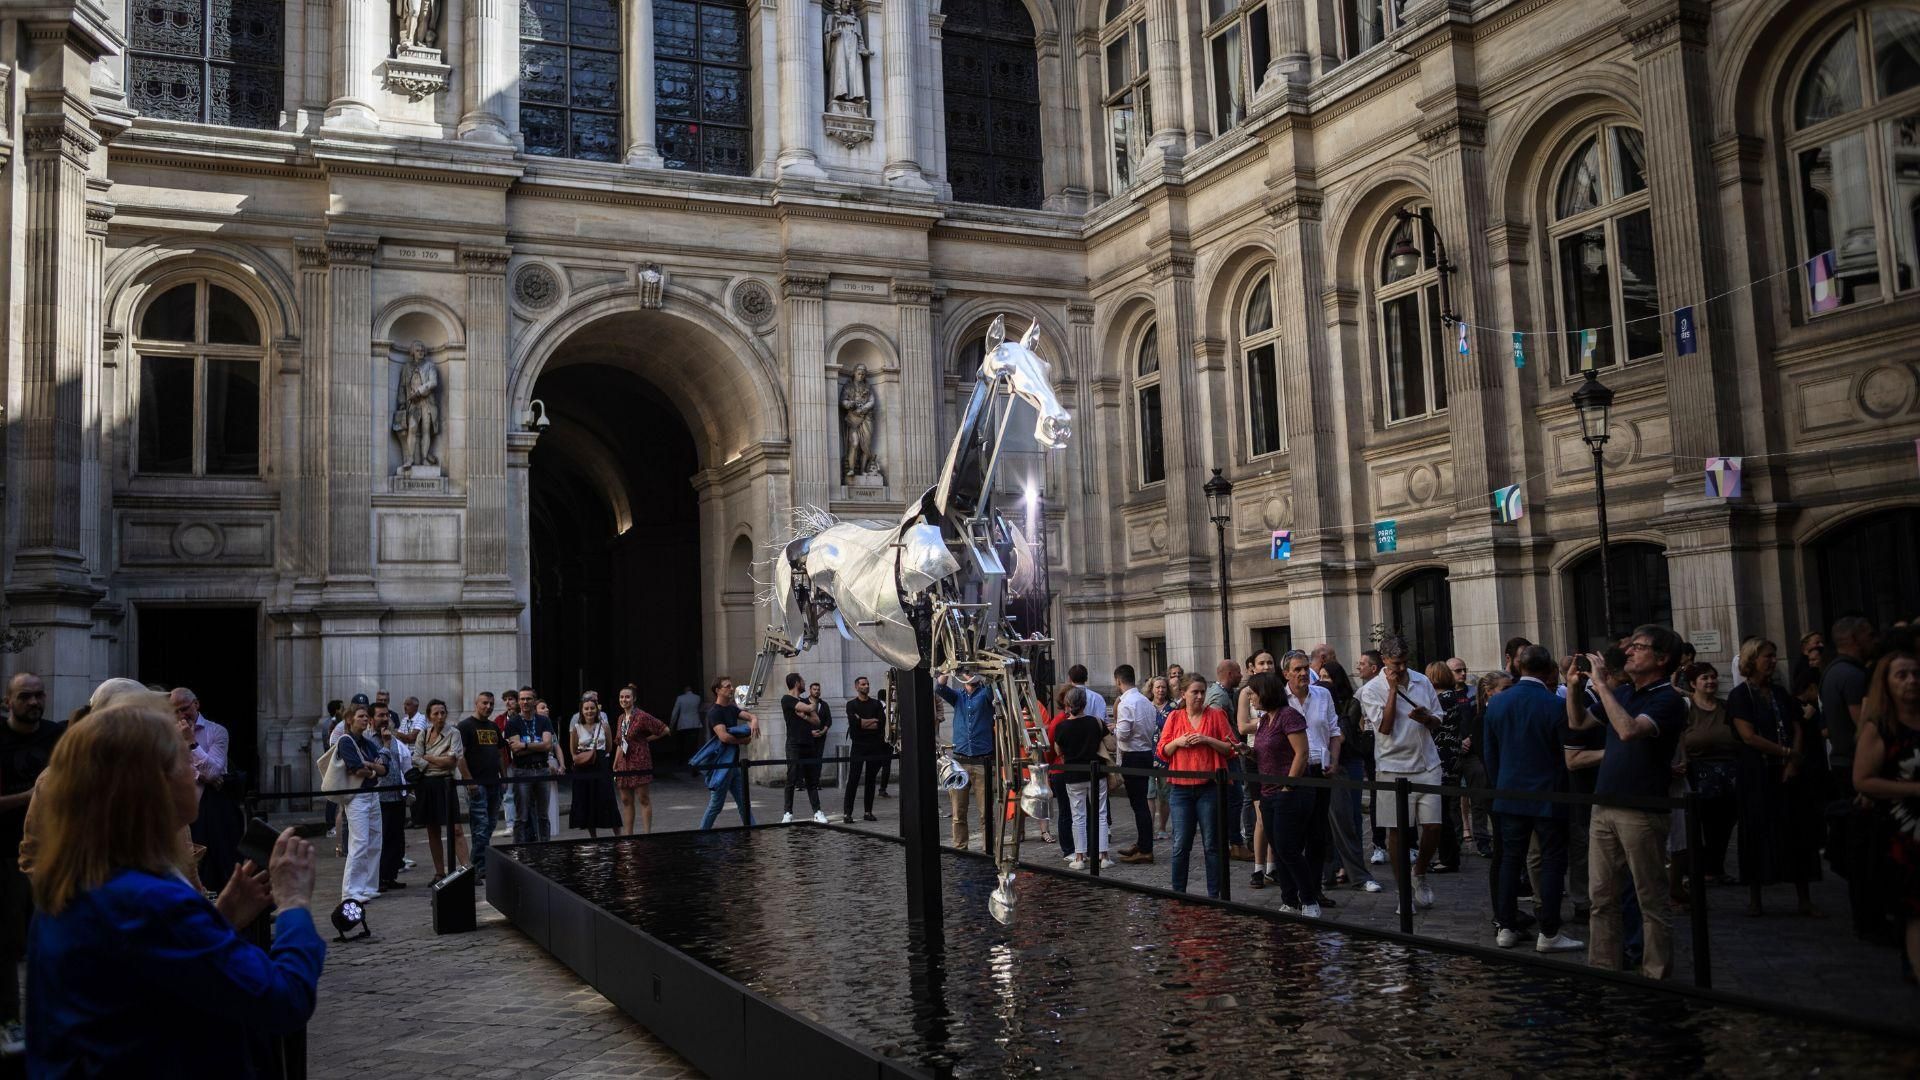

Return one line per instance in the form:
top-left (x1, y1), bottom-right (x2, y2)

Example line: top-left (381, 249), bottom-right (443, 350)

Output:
top-left (1300, 903), bottom-right (1322, 918)
top-left (1414, 876), bottom-right (1435, 909)
top-left (1360, 880), bottom-right (1383, 893)
top-left (1100, 857), bottom-right (1116, 869)
top-left (781, 812), bottom-right (795, 824)
top-left (1496, 928), bottom-right (1524, 948)
top-left (401, 857), bottom-right (416, 870)
top-left (2, 1020), bottom-right (25, 1055)
top-left (1369, 847), bottom-right (1387, 865)
top-left (1067, 855), bottom-right (1088, 870)
top-left (1537, 931), bottom-right (1585, 953)
top-left (812, 811), bottom-right (829, 824)
top-left (1277, 904), bottom-right (1301, 915)
top-left (325, 827), bottom-right (338, 839)
top-left (1063, 851), bottom-right (1078, 862)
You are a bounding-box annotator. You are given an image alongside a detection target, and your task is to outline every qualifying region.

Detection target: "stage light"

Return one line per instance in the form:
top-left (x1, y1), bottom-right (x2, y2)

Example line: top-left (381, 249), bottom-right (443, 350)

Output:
top-left (331, 898), bottom-right (372, 942)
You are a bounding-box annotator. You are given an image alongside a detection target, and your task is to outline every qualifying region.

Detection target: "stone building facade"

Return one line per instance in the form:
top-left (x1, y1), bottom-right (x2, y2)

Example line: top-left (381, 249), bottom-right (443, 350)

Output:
top-left (2, 0), bottom-right (1916, 783)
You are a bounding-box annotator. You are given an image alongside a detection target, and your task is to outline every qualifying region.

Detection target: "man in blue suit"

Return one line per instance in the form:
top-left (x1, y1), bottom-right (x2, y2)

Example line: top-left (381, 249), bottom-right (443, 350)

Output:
top-left (1482, 645), bottom-right (1584, 953)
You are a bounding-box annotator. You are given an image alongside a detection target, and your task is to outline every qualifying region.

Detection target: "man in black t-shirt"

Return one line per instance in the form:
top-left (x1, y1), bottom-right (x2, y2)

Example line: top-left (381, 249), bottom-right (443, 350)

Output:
top-left (455, 691), bottom-right (504, 878)
top-left (843, 677), bottom-right (888, 823)
top-left (505, 698), bottom-right (556, 843)
top-left (780, 673), bottom-right (826, 823)
top-left (1, 673), bottom-right (61, 1033)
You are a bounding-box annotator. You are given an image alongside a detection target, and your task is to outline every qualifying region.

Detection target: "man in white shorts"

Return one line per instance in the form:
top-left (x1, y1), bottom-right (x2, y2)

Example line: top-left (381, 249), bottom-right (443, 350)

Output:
top-left (1359, 634), bottom-right (1444, 912)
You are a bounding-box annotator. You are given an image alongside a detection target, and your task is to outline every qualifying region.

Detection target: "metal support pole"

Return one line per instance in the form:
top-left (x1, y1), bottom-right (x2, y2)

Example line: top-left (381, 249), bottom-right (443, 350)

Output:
top-left (1591, 447), bottom-right (1613, 641)
top-left (1395, 777), bottom-right (1414, 935)
top-left (1214, 768), bottom-right (1232, 903)
top-left (896, 664), bottom-right (944, 929)
top-left (446, 779), bottom-right (459, 874)
top-left (1086, 760), bottom-right (1101, 878)
top-left (1686, 793), bottom-right (1711, 989)
top-left (1215, 522), bottom-right (1231, 658)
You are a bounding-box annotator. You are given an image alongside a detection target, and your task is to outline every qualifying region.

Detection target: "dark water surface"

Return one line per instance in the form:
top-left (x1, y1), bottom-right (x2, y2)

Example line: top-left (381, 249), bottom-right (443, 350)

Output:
top-left (506, 829), bottom-right (1915, 1078)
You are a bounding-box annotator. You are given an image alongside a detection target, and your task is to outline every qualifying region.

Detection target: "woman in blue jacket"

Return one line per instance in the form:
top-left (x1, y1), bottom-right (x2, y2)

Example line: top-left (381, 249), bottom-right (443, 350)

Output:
top-left (27, 701), bottom-right (324, 1078)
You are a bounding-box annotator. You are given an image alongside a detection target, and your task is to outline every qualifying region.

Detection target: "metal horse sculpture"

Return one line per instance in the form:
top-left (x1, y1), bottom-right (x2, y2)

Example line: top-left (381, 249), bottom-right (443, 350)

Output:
top-left (743, 315), bottom-right (1070, 922)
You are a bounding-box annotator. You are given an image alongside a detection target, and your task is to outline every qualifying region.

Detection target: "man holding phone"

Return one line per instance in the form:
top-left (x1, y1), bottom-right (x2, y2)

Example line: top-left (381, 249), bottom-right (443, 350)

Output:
top-left (1358, 636), bottom-right (1445, 913)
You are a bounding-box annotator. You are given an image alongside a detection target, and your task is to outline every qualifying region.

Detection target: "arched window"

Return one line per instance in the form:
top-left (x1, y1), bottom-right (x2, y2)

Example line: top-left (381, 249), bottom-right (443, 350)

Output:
top-left (1241, 273), bottom-right (1283, 458)
top-left (1376, 206), bottom-right (1448, 423)
top-left (1102, 0), bottom-right (1152, 192)
top-left (1550, 124), bottom-right (1660, 372)
top-left (134, 279), bottom-right (265, 477)
top-left (521, 0), bottom-right (623, 162)
top-left (1386, 568), bottom-right (1453, 671)
top-left (1814, 508), bottom-right (1920, 633)
top-left (1567, 542), bottom-right (1671, 654)
top-left (1204, 0), bottom-right (1271, 134)
top-left (655, 0), bottom-right (754, 174)
top-left (943, 0), bottom-right (1044, 208)
top-left (127, 0), bottom-right (283, 128)
top-left (1789, 6), bottom-right (1920, 312)
top-left (1134, 323), bottom-right (1165, 484)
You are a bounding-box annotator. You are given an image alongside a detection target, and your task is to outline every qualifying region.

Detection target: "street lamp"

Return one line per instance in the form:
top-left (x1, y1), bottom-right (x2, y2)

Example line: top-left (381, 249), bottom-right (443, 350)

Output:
top-left (1390, 207), bottom-right (1458, 325)
top-left (1203, 467), bottom-right (1234, 659)
top-left (1571, 368), bottom-right (1616, 645)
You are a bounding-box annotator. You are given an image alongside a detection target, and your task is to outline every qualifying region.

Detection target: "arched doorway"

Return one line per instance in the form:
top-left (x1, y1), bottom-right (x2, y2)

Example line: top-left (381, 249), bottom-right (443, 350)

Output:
top-left (1385, 568), bottom-right (1452, 670)
top-left (528, 363), bottom-right (701, 719)
top-left (1814, 507), bottom-right (1920, 633)
top-left (1567, 542), bottom-right (1671, 653)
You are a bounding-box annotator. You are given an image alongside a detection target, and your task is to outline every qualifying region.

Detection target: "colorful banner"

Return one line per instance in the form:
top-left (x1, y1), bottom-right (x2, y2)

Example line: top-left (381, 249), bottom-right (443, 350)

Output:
top-left (1705, 456), bottom-right (1743, 499)
top-left (1374, 520), bottom-right (1398, 554)
top-left (1493, 484), bottom-right (1525, 523)
top-left (1512, 332), bottom-right (1525, 369)
top-left (1580, 329), bottom-right (1598, 370)
top-left (1674, 307), bottom-right (1696, 355)
top-left (1270, 530), bottom-right (1292, 560)
top-left (1457, 321), bottom-right (1469, 357)
top-left (1808, 250), bottom-right (1841, 313)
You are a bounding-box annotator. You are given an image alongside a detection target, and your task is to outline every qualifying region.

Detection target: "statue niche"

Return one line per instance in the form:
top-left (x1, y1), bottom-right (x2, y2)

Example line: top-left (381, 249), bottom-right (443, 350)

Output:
top-left (840, 364), bottom-right (883, 485)
top-left (391, 340), bottom-right (443, 478)
top-left (823, 0), bottom-right (876, 148)
top-left (385, 0), bottom-right (450, 99)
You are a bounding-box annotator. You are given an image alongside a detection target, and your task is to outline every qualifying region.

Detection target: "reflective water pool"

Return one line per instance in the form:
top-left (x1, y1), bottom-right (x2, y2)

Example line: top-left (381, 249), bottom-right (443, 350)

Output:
top-left (505, 828), bottom-right (1915, 1078)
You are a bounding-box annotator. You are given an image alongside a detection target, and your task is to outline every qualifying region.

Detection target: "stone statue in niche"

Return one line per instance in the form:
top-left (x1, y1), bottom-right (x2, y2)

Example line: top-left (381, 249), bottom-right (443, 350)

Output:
top-left (638, 262), bottom-right (665, 309)
top-left (840, 364), bottom-right (882, 482)
top-left (391, 340), bottom-right (442, 475)
top-left (385, 0), bottom-right (449, 98)
top-left (826, 0), bottom-right (871, 116)
top-left (394, 0), bottom-right (438, 51)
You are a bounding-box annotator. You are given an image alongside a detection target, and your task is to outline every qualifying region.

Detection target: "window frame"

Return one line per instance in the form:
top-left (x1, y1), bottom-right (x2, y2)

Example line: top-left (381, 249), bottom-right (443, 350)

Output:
top-left (519, 0), bottom-right (626, 163)
top-left (1203, 0), bottom-right (1271, 136)
top-left (1373, 203), bottom-right (1449, 425)
top-left (1333, 0), bottom-right (1401, 63)
top-left (1238, 270), bottom-right (1285, 460)
top-left (125, 0), bottom-right (285, 130)
top-left (1140, 635), bottom-right (1169, 681)
top-left (653, 0), bottom-right (756, 175)
top-left (1784, 7), bottom-right (1920, 317)
top-left (1132, 320), bottom-right (1166, 487)
top-left (1547, 122), bottom-right (1662, 374)
top-left (131, 276), bottom-right (268, 480)
top-left (1101, 2), bottom-right (1152, 193)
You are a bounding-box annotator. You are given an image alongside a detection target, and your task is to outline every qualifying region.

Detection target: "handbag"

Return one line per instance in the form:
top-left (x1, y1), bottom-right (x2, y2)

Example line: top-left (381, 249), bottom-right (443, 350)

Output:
top-left (314, 737), bottom-right (353, 807)
top-left (1687, 758), bottom-right (1737, 800)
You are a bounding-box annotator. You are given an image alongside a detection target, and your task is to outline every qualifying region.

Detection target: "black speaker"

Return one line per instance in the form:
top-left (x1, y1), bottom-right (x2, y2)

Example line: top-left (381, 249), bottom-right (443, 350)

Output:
top-left (431, 865), bottom-right (476, 934)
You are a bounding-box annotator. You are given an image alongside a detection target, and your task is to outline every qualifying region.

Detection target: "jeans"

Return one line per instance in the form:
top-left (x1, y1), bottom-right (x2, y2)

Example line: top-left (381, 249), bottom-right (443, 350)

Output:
top-left (1168, 783), bottom-right (1222, 898)
top-left (1262, 787), bottom-right (1316, 907)
top-left (1496, 813), bottom-right (1567, 936)
top-left (511, 765), bottom-right (552, 844)
top-left (843, 745), bottom-right (888, 818)
top-left (783, 743), bottom-right (822, 815)
top-left (948, 755), bottom-right (994, 850)
top-left (467, 784), bottom-right (501, 877)
top-left (1121, 750), bottom-right (1156, 854)
top-left (701, 766), bottom-right (755, 829)
top-left (1588, 805), bottom-right (1672, 979)
top-left (1066, 779), bottom-right (1109, 856)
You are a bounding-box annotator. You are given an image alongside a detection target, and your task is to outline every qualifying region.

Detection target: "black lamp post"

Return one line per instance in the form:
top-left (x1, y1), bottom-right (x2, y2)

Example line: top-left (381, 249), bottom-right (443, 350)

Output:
top-left (1389, 206), bottom-right (1459, 325)
top-left (1203, 468), bottom-right (1234, 659)
top-left (1572, 368), bottom-right (1617, 645)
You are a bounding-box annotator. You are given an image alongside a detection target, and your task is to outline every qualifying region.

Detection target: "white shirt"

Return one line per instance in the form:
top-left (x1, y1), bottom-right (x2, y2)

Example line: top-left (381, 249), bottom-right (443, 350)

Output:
top-left (403, 711), bottom-right (428, 736)
top-left (1074, 683), bottom-right (1108, 724)
top-left (1113, 687), bottom-right (1160, 753)
top-left (1358, 670), bottom-right (1443, 773)
top-left (1287, 683), bottom-right (1340, 768)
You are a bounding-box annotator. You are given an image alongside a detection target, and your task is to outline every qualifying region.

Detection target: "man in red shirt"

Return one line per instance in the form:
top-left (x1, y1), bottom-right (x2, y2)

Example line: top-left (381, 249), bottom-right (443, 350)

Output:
top-left (1156, 675), bottom-right (1239, 897)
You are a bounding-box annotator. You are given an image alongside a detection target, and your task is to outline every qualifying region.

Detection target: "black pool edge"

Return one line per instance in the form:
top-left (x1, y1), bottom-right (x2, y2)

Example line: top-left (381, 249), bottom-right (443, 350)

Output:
top-left (488, 823), bottom-right (1912, 1063)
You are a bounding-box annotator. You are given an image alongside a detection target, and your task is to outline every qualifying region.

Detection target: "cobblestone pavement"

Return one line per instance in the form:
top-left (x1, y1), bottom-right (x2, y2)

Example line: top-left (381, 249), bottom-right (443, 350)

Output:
top-left (292, 767), bottom-right (1912, 1075)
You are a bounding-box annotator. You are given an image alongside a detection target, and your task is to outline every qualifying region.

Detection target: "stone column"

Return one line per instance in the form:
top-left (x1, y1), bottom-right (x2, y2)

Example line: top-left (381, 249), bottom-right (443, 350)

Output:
top-left (325, 237), bottom-right (378, 588)
top-left (622, 0), bottom-right (664, 164)
top-left (295, 242), bottom-right (331, 581)
top-left (777, 0), bottom-right (827, 179)
top-left (505, 430), bottom-right (542, 677)
top-left (782, 272), bottom-right (833, 504)
top-left (1269, 187), bottom-right (1341, 649)
top-left (883, 0), bottom-right (930, 190)
top-left (460, 0), bottom-right (513, 142)
top-left (325, 0), bottom-right (383, 130)
top-left (893, 279), bottom-right (936, 490)
top-left (1144, 0), bottom-right (1186, 161)
top-left (1267, 0), bottom-right (1308, 85)
top-left (463, 246), bottom-right (515, 594)
top-left (1149, 249), bottom-right (1218, 661)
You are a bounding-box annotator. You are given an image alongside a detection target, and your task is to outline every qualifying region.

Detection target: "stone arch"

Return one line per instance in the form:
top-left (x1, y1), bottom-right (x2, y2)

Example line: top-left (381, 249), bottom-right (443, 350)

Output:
top-left (1098, 291), bottom-right (1159, 375)
top-left (825, 324), bottom-right (900, 371)
top-left (935, 295), bottom-right (1071, 378)
top-left (1198, 239), bottom-right (1280, 343)
top-left (1487, 82), bottom-right (1644, 229)
top-left (373, 295), bottom-right (467, 351)
top-left (1715, 0), bottom-right (1860, 138)
top-left (105, 240), bottom-right (299, 350)
top-left (1324, 167), bottom-right (1434, 292)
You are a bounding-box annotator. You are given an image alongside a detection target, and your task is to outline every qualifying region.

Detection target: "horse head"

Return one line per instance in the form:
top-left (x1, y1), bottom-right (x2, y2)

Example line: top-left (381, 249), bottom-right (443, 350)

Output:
top-left (982, 315), bottom-right (1072, 450)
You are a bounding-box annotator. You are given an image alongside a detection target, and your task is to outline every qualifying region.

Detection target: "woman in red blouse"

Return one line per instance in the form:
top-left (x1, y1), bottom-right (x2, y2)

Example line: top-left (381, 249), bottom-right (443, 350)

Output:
top-left (613, 685), bottom-right (670, 835)
top-left (1156, 675), bottom-right (1239, 897)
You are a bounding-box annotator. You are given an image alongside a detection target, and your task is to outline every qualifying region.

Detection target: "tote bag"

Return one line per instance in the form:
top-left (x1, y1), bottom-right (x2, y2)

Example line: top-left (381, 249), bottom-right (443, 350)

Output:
top-left (314, 737), bottom-right (354, 807)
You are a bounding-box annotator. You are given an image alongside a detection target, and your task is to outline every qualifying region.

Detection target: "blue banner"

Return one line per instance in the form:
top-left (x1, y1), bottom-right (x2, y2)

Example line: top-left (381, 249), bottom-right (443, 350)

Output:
top-left (1674, 307), bottom-right (1697, 355)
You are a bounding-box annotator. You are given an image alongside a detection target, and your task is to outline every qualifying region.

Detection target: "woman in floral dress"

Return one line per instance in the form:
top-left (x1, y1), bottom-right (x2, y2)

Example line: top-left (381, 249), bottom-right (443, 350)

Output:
top-left (614, 684), bottom-right (670, 835)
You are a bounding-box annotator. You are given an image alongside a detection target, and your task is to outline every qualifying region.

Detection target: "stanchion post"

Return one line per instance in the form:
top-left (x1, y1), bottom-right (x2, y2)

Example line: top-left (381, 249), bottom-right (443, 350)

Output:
top-left (741, 760), bottom-right (754, 824)
top-left (896, 664), bottom-right (944, 929)
top-left (1086, 760), bottom-right (1101, 878)
top-left (446, 779), bottom-right (459, 874)
top-left (1395, 777), bottom-right (1414, 935)
top-left (1214, 768), bottom-right (1232, 903)
top-left (1686, 792), bottom-right (1711, 989)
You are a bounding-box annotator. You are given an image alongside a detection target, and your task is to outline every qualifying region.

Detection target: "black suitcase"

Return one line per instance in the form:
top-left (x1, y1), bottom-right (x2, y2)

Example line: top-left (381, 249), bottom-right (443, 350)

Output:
top-left (431, 865), bottom-right (476, 934)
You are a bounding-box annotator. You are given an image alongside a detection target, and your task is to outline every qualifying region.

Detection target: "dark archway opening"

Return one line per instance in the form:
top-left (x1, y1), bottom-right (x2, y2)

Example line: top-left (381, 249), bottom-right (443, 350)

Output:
top-left (529, 363), bottom-right (702, 723)
top-left (1386, 568), bottom-right (1453, 671)
top-left (1814, 507), bottom-right (1920, 634)
top-left (1567, 542), bottom-right (1671, 654)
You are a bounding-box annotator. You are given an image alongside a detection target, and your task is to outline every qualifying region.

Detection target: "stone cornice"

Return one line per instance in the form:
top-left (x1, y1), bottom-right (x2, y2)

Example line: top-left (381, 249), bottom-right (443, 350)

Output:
top-left (23, 115), bottom-right (97, 165)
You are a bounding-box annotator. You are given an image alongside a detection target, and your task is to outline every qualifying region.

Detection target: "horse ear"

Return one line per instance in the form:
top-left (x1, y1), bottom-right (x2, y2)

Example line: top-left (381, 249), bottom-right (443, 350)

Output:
top-left (1020, 319), bottom-right (1041, 350)
top-left (985, 315), bottom-right (1006, 352)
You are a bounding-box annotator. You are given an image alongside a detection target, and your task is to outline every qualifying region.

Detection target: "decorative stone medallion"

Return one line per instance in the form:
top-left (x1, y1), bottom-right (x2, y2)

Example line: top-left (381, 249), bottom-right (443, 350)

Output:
top-left (732, 279), bottom-right (776, 327)
top-left (513, 263), bottom-right (561, 313)
top-left (1857, 364), bottom-right (1914, 419)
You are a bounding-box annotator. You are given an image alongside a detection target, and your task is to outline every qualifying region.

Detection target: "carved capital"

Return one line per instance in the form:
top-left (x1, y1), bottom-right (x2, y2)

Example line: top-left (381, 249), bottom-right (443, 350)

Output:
top-left (326, 238), bottom-right (379, 266)
top-left (1266, 188), bottom-right (1323, 225)
top-left (1622, 0), bottom-right (1711, 55)
top-left (459, 244), bottom-right (512, 275)
top-left (1146, 252), bottom-right (1194, 282)
top-left (1418, 105), bottom-right (1488, 149)
top-left (296, 240), bottom-right (330, 270)
top-left (891, 278), bottom-right (934, 305)
top-left (1067, 302), bottom-right (1096, 325)
top-left (782, 272), bottom-right (829, 299)
top-left (23, 117), bottom-right (96, 165)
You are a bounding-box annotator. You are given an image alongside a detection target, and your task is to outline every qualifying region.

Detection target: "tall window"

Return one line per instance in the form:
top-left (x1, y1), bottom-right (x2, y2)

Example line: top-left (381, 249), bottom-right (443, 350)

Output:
top-left (1551, 125), bottom-right (1660, 372)
top-left (1387, 568), bottom-right (1453, 670)
top-left (1376, 207), bottom-right (1448, 422)
top-left (655, 0), bottom-right (754, 174)
top-left (1205, 0), bottom-right (1271, 134)
top-left (943, 0), bottom-right (1044, 207)
top-left (521, 0), bottom-right (622, 161)
top-left (1102, 0), bottom-right (1152, 192)
top-left (127, 0), bottom-right (283, 128)
top-left (135, 279), bottom-right (264, 477)
top-left (1568, 542), bottom-right (1671, 654)
top-left (1134, 323), bottom-right (1165, 484)
top-left (1140, 636), bottom-right (1168, 680)
top-left (1789, 6), bottom-right (1920, 312)
top-left (1241, 273), bottom-right (1283, 457)
top-left (1338, 0), bottom-right (1388, 58)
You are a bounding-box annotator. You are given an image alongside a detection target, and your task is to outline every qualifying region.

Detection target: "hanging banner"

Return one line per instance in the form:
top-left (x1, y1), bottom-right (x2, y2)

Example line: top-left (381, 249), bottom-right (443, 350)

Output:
top-left (1270, 530), bottom-right (1292, 560)
top-left (1512, 332), bottom-right (1525, 369)
top-left (1457, 321), bottom-right (1470, 357)
top-left (1493, 484), bottom-right (1525, 523)
top-left (1374, 520), bottom-right (1398, 554)
top-left (1580, 329), bottom-right (1598, 370)
top-left (1674, 307), bottom-right (1697, 356)
top-left (1808, 250), bottom-right (1841, 313)
top-left (1705, 456), bottom-right (1743, 499)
